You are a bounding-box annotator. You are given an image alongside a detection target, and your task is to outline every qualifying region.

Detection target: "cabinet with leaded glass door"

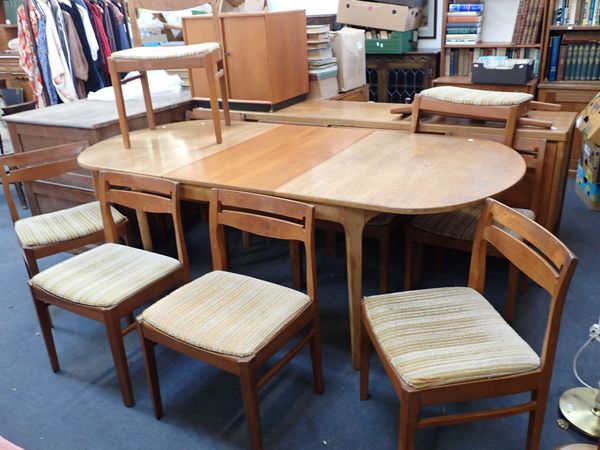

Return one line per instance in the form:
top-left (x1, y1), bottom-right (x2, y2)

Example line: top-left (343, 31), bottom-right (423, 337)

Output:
top-left (366, 51), bottom-right (439, 102)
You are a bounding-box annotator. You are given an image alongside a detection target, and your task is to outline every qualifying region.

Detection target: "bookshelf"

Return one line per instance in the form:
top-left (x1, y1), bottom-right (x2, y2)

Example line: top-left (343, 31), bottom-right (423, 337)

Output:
top-left (435, 0), bottom-right (550, 93)
top-left (538, 0), bottom-right (600, 176)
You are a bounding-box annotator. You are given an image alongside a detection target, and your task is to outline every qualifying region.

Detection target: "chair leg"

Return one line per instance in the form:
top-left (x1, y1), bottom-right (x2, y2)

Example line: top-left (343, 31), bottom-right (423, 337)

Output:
top-left (310, 312), bottom-right (324, 395)
top-left (242, 231), bottom-right (251, 248)
top-left (217, 59), bottom-right (231, 126)
top-left (505, 263), bottom-right (519, 324)
top-left (15, 182), bottom-right (27, 209)
top-left (399, 394), bottom-right (420, 450)
top-left (359, 318), bottom-right (371, 401)
top-left (404, 233), bottom-right (414, 291)
top-left (289, 240), bottom-right (302, 290)
top-left (239, 362), bottom-right (263, 450)
top-left (138, 325), bottom-right (164, 419)
top-left (205, 52), bottom-right (223, 144)
top-left (378, 229), bottom-right (390, 294)
top-left (108, 61), bottom-right (130, 148)
top-left (32, 298), bottom-right (59, 372)
top-left (105, 315), bottom-right (134, 407)
top-left (526, 389), bottom-right (547, 450)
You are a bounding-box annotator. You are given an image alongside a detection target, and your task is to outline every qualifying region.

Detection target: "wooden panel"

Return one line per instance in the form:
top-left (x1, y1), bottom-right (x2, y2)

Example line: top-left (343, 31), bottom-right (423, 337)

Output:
top-left (332, 84), bottom-right (369, 102)
top-left (264, 12), bottom-right (308, 104)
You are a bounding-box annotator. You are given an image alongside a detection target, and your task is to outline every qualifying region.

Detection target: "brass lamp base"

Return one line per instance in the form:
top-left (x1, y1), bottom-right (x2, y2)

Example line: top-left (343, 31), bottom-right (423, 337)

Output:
top-left (559, 387), bottom-right (600, 438)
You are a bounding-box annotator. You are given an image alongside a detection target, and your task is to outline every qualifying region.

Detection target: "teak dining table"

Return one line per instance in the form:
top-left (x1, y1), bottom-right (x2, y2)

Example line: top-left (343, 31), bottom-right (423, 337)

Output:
top-left (78, 120), bottom-right (526, 368)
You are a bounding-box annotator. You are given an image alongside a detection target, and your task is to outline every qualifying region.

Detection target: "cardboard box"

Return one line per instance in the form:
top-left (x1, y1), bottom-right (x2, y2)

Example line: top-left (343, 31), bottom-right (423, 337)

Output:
top-left (575, 162), bottom-right (600, 210)
top-left (337, 0), bottom-right (422, 33)
top-left (331, 27), bottom-right (366, 92)
top-left (366, 30), bottom-right (417, 54)
top-left (577, 92), bottom-right (600, 146)
top-left (580, 140), bottom-right (600, 183)
top-left (372, 0), bottom-right (426, 6)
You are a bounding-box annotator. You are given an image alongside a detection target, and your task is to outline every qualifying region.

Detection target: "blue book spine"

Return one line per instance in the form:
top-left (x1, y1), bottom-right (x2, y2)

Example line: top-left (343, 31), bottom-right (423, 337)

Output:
top-left (450, 50), bottom-right (456, 76)
top-left (548, 35), bottom-right (561, 81)
top-left (590, 0), bottom-right (597, 24)
top-left (448, 4), bottom-right (484, 12)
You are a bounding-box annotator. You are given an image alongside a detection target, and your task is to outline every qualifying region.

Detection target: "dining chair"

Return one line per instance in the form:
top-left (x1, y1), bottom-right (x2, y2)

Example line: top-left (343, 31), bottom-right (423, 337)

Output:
top-left (108, 0), bottom-right (230, 149)
top-left (0, 143), bottom-right (129, 277)
top-left (360, 198), bottom-right (578, 450)
top-left (137, 189), bottom-right (323, 450)
top-left (404, 134), bottom-right (547, 322)
top-left (28, 171), bottom-right (189, 407)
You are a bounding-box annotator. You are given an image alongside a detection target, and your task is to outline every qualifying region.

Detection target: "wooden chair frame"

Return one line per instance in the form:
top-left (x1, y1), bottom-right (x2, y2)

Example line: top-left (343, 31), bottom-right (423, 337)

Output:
top-left (28, 171), bottom-right (190, 407)
top-left (361, 198), bottom-right (578, 450)
top-left (404, 135), bottom-right (547, 322)
top-left (0, 142), bottom-right (129, 277)
top-left (138, 189), bottom-right (323, 450)
top-left (108, 0), bottom-right (231, 149)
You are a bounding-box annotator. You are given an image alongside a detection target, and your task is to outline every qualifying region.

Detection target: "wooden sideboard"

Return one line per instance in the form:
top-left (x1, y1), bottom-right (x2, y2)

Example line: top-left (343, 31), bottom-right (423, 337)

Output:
top-left (183, 11), bottom-right (308, 111)
top-left (5, 92), bottom-right (191, 214)
top-left (537, 81), bottom-right (599, 177)
top-left (0, 51), bottom-right (33, 101)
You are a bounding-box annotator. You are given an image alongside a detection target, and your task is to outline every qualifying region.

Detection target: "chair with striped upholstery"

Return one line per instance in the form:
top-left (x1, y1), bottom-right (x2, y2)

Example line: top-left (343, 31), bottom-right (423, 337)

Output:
top-left (108, 0), bottom-right (230, 149)
top-left (0, 143), bottom-right (129, 277)
top-left (137, 189), bottom-right (323, 450)
top-left (360, 198), bottom-right (577, 450)
top-left (28, 172), bottom-right (189, 407)
top-left (404, 134), bottom-right (547, 322)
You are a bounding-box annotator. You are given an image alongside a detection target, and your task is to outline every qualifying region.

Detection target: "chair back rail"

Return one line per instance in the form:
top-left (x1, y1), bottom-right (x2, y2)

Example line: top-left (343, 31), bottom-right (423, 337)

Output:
top-left (0, 142), bottom-right (89, 223)
top-left (469, 199), bottom-right (577, 370)
top-left (209, 189), bottom-right (317, 302)
top-left (97, 171), bottom-right (189, 277)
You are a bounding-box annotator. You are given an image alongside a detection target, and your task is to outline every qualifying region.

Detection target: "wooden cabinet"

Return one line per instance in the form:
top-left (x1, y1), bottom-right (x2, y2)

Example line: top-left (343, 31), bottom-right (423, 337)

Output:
top-left (183, 11), bottom-right (308, 110)
top-left (366, 52), bottom-right (439, 103)
top-left (331, 84), bottom-right (369, 102)
top-left (0, 52), bottom-right (34, 101)
top-left (538, 81), bottom-right (598, 177)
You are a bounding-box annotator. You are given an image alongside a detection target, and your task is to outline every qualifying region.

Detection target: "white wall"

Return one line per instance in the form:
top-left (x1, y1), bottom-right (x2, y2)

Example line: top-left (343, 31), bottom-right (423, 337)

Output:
top-left (268, 0), bottom-right (442, 50)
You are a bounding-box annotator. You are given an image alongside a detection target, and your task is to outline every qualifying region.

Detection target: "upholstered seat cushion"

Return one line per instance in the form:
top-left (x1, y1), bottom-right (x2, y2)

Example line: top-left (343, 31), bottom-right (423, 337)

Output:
top-left (110, 43), bottom-right (220, 60)
top-left (14, 201), bottom-right (126, 247)
top-left (411, 205), bottom-right (535, 241)
top-left (30, 243), bottom-right (181, 308)
top-left (363, 287), bottom-right (540, 389)
top-left (140, 271), bottom-right (311, 358)
top-left (420, 86), bottom-right (533, 106)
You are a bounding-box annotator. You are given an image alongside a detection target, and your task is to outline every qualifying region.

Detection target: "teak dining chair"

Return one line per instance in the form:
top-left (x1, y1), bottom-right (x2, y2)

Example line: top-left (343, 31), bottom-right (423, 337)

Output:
top-left (360, 198), bottom-right (577, 450)
top-left (108, 0), bottom-right (230, 148)
top-left (137, 189), bottom-right (323, 450)
top-left (28, 172), bottom-right (189, 407)
top-left (0, 143), bottom-right (129, 277)
top-left (404, 134), bottom-right (547, 320)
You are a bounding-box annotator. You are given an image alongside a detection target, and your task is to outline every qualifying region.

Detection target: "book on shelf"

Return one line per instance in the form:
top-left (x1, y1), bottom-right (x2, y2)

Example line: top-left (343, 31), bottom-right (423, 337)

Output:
top-left (308, 57), bottom-right (338, 69)
top-left (308, 65), bottom-right (338, 81)
top-left (306, 24), bottom-right (330, 34)
top-left (307, 47), bottom-right (334, 61)
top-left (307, 32), bottom-right (330, 43)
top-left (448, 3), bottom-right (484, 12)
top-left (512, 0), bottom-right (545, 44)
top-left (547, 35), bottom-right (562, 80)
top-left (446, 26), bottom-right (481, 34)
top-left (447, 14), bottom-right (483, 23)
top-left (554, 0), bottom-right (600, 25)
top-left (307, 41), bottom-right (330, 50)
top-left (307, 77), bottom-right (339, 100)
top-left (557, 44), bottom-right (568, 79)
top-left (444, 47), bottom-right (542, 77)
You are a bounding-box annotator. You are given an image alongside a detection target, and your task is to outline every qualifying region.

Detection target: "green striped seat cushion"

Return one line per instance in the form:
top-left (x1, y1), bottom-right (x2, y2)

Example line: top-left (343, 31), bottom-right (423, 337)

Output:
top-left (411, 205), bottom-right (535, 241)
top-left (111, 43), bottom-right (219, 60)
top-left (140, 271), bottom-right (311, 358)
top-left (363, 287), bottom-right (540, 389)
top-left (420, 86), bottom-right (533, 106)
top-left (14, 201), bottom-right (126, 247)
top-left (31, 243), bottom-right (181, 308)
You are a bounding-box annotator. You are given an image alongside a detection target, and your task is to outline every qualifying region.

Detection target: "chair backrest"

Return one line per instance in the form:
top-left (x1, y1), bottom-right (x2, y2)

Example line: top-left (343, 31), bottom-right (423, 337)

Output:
top-left (128, 0), bottom-right (221, 48)
top-left (446, 132), bottom-right (547, 216)
top-left (209, 189), bottom-right (317, 302)
top-left (469, 198), bottom-right (577, 373)
top-left (0, 142), bottom-right (88, 224)
top-left (96, 171), bottom-right (189, 279)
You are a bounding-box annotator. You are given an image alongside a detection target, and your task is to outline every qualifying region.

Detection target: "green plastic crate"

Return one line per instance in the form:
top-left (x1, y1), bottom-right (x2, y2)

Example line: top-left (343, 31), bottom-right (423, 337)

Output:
top-left (365, 30), bottom-right (417, 54)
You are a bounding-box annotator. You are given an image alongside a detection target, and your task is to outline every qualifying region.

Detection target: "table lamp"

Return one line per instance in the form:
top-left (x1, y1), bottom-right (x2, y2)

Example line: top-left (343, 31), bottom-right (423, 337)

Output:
top-left (559, 315), bottom-right (600, 438)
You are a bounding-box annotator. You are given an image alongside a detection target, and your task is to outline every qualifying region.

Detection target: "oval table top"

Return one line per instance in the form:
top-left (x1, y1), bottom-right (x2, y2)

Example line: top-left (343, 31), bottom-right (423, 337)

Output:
top-left (79, 120), bottom-right (526, 215)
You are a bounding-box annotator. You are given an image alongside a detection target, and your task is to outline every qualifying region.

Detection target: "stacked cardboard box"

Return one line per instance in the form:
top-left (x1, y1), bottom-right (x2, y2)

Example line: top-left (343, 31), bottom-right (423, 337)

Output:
top-left (306, 25), bottom-right (339, 99)
top-left (575, 92), bottom-right (600, 210)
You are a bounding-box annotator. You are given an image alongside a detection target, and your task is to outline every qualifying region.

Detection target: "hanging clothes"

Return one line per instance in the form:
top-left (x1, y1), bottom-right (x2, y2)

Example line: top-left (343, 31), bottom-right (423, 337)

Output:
top-left (36, 11), bottom-right (60, 104)
top-left (63, 11), bottom-right (88, 99)
top-left (17, 2), bottom-right (45, 107)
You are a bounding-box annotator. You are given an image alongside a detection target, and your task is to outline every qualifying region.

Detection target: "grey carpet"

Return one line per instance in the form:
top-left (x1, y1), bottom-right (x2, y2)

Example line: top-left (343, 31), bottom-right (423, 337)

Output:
top-left (0, 180), bottom-right (598, 450)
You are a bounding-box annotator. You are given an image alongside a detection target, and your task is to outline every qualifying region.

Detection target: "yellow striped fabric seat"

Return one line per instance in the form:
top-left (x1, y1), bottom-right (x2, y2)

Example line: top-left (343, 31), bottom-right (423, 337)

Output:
top-left (31, 243), bottom-right (181, 308)
top-left (140, 271), bottom-right (311, 358)
top-left (111, 43), bottom-right (220, 60)
top-left (411, 205), bottom-right (535, 241)
top-left (363, 287), bottom-right (540, 389)
top-left (420, 86), bottom-right (533, 106)
top-left (14, 201), bottom-right (126, 247)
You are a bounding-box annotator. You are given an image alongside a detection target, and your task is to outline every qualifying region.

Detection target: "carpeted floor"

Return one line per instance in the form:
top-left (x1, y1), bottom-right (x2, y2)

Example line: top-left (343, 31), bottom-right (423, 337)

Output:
top-left (0, 179), bottom-right (598, 450)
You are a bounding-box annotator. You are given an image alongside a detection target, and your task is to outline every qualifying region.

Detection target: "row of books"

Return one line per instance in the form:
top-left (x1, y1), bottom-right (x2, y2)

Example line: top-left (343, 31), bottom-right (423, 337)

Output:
top-left (445, 47), bottom-right (541, 77)
top-left (553, 0), bottom-right (600, 26)
top-left (446, 3), bottom-right (483, 45)
top-left (306, 25), bottom-right (339, 99)
top-left (547, 36), bottom-right (600, 80)
top-left (512, 0), bottom-right (545, 45)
